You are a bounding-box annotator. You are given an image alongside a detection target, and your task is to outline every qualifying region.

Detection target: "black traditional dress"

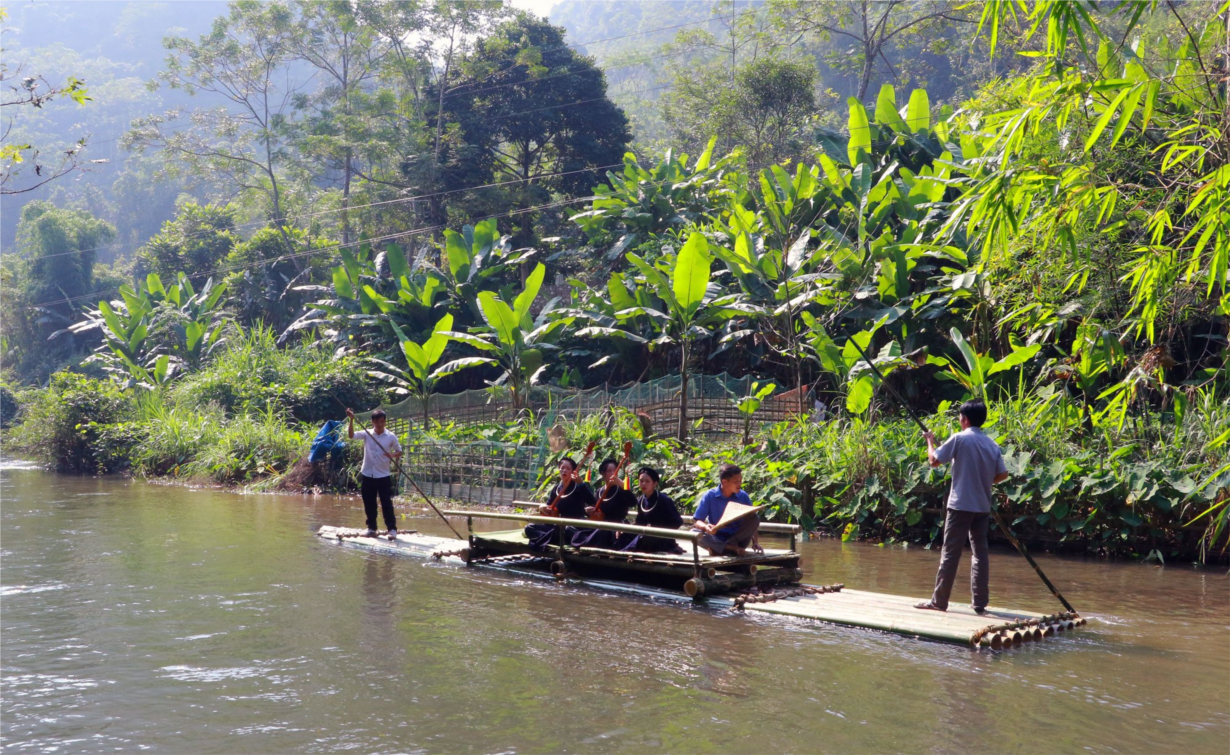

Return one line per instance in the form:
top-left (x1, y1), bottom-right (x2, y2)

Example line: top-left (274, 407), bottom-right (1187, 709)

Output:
top-left (524, 481), bottom-right (594, 551)
top-left (568, 484), bottom-right (635, 549)
top-left (616, 491), bottom-right (685, 554)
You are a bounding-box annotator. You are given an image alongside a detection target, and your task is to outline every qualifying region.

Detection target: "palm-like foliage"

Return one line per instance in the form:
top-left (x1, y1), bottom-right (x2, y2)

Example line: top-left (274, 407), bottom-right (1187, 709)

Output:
top-left (439, 262), bottom-right (565, 412)
top-left (367, 314), bottom-right (455, 426)
top-left (60, 273), bottom-right (228, 389)
top-left (593, 232), bottom-right (763, 441)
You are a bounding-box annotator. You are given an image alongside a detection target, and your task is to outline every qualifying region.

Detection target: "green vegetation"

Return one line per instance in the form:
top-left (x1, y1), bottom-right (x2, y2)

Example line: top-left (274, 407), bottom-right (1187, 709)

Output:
top-left (2, 1), bottom-right (1227, 561)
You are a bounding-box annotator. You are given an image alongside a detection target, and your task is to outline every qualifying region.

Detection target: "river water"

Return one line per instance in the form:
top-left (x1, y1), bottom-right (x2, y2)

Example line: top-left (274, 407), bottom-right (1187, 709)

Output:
top-left (2, 465), bottom-right (1227, 754)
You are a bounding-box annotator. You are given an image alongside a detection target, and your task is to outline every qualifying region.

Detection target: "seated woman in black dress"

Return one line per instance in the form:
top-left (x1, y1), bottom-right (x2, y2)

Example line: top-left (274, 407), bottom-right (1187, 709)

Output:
top-left (525, 456), bottom-right (594, 551)
top-left (616, 467), bottom-right (685, 554)
top-left (568, 458), bottom-right (635, 549)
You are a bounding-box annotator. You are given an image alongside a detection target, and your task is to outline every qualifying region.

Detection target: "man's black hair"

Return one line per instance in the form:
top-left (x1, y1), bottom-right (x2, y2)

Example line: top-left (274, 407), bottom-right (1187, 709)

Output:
top-left (559, 456), bottom-right (578, 471)
top-left (960, 399), bottom-right (988, 427)
top-left (371, 409), bottom-right (387, 420)
top-left (599, 457), bottom-right (618, 475)
top-left (719, 463), bottom-right (742, 481)
top-left (637, 466), bottom-right (660, 484)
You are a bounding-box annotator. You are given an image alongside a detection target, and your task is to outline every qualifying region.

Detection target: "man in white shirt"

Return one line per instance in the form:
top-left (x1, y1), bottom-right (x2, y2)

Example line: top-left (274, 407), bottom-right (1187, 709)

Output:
top-left (346, 408), bottom-right (403, 540)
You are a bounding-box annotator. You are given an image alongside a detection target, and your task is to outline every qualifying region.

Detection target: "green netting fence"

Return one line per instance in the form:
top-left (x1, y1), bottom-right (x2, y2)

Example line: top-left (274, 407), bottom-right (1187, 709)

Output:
top-left (398, 439), bottom-right (549, 506)
top-left (374, 373), bottom-right (812, 435)
top-left (355, 374), bottom-right (815, 507)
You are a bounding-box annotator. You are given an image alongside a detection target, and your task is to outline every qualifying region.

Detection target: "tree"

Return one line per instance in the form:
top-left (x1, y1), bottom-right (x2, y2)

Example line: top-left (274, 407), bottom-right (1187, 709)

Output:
top-left (287, 0), bottom-right (394, 247)
top-left (664, 55), bottom-right (817, 172)
top-left (126, 1), bottom-right (301, 255)
top-left (1, 201), bottom-right (116, 379)
top-left (135, 203), bottom-right (239, 282)
top-left (440, 262), bottom-right (565, 412)
top-left (770, 0), bottom-right (968, 100)
top-left (0, 7), bottom-right (93, 195)
top-left (349, 0), bottom-right (505, 231)
top-left (434, 13), bottom-right (632, 248)
top-left (600, 232), bottom-right (761, 441)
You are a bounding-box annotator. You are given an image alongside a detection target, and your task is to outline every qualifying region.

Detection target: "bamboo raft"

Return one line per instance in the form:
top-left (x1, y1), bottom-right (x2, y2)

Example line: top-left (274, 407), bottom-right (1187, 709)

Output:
top-left (316, 514), bottom-right (1086, 649)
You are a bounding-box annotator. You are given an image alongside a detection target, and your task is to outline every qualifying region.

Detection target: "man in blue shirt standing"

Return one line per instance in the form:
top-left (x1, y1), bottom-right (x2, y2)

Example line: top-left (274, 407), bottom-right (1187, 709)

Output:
top-left (916, 399), bottom-right (1009, 614)
top-left (693, 463), bottom-right (762, 557)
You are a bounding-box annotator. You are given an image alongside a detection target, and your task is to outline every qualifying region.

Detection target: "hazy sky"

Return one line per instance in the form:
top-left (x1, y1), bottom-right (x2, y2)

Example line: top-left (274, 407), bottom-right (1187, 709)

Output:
top-left (509, 0), bottom-right (559, 19)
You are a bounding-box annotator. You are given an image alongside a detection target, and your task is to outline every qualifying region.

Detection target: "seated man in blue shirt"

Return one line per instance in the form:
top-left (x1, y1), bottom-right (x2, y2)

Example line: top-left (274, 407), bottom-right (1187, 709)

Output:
top-left (692, 464), bottom-right (763, 557)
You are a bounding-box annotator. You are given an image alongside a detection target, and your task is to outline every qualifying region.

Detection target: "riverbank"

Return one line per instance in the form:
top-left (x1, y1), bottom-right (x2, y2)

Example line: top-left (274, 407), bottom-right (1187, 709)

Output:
top-left (4, 364), bottom-right (1227, 563)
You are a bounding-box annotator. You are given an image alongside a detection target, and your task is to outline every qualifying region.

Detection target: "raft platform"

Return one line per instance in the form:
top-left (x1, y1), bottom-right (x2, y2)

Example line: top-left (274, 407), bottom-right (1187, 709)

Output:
top-left (316, 513), bottom-right (1086, 650)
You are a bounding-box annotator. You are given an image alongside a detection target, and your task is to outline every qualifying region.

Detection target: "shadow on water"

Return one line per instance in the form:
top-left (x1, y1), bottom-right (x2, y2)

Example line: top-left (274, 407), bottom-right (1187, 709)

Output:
top-left (2, 467), bottom-right (1227, 754)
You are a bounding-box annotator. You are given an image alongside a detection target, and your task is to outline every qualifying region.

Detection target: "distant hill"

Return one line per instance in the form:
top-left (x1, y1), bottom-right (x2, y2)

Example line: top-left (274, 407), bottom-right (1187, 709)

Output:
top-left (2, 1), bottom-right (223, 253)
top-left (4, 1), bottom-right (224, 65)
top-left (552, 0), bottom-right (702, 51)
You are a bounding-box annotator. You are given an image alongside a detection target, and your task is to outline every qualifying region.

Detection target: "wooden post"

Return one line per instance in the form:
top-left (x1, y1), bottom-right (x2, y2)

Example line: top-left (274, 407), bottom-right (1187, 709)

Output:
top-left (692, 540), bottom-right (701, 579)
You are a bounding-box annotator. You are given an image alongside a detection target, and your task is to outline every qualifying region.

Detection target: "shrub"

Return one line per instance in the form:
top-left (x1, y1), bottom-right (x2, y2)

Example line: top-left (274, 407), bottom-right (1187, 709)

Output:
top-left (180, 406), bottom-right (305, 484)
top-left (9, 373), bottom-right (134, 473)
top-left (0, 383), bottom-right (19, 428)
top-left (173, 326), bottom-right (384, 421)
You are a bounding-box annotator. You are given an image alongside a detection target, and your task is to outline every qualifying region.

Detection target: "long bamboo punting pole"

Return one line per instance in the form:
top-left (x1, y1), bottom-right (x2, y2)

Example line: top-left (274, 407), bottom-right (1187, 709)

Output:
top-left (841, 337), bottom-right (1078, 614)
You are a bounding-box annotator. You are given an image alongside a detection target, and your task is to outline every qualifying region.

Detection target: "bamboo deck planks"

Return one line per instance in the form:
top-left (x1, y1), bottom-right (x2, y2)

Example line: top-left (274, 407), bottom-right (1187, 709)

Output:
top-left (315, 525), bottom-right (1083, 648)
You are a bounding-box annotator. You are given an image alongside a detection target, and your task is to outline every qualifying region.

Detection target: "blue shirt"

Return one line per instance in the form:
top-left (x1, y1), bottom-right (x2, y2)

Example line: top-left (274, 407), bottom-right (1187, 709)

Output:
top-left (694, 486), bottom-right (753, 541)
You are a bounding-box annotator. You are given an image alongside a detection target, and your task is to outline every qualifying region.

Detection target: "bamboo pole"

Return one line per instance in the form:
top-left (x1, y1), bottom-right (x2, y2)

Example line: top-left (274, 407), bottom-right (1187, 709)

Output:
top-left (747, 599), bottom-right (982, 645)
top-left (440, 509), bottom-right (702, 542)
top-left (508, 504), bottom-right (804, 536)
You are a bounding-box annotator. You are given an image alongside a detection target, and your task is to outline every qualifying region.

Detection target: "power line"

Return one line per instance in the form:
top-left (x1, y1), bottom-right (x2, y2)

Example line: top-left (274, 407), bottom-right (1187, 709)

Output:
top-left (23, 182), bottom-right (676, 312)
top-left (6, 110), bottom-right (918, 267)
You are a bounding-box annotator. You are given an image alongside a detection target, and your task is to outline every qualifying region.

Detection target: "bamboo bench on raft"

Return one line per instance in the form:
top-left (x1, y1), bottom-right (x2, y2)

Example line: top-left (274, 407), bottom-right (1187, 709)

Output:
top-left (442, 509), bottom-right (803, 597)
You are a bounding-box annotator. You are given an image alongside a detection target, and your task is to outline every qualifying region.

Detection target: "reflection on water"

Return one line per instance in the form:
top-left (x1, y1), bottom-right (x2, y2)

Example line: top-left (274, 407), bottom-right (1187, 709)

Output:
top-left (1, 467), bottom-right (1227, 754)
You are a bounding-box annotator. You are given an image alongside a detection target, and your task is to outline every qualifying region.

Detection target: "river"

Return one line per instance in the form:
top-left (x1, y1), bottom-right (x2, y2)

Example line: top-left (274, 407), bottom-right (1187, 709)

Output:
top-left (2, 465), bottom-right (1226, 753)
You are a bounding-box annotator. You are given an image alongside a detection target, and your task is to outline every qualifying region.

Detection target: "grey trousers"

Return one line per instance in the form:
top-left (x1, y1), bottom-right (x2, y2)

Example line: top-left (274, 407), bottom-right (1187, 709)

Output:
top-left (698, 515), bottom-right (759, 554)
top-left (930, 508), bottom-right (990, 610)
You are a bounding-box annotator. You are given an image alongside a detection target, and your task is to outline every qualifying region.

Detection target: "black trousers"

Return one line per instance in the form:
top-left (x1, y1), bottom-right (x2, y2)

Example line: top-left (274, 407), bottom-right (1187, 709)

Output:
top-left (360, 474), bottom-right (397, 532)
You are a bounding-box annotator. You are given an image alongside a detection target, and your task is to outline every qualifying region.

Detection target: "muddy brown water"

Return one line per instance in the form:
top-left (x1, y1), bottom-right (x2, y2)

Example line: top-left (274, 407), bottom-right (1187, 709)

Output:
top-left (2, 465), bottom-right (1227, 754)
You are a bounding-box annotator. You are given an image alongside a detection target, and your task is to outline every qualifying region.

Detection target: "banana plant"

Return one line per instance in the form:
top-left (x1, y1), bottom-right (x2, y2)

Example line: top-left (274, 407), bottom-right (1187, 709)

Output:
top-left (735, 381), bottom-right (777, 445)
top-left (367, 314), bottom-right (456, 427)
top-left (58, 273), bottom-right (228, 389)
top-left (570, 137), bottom-right (737, 262)
top-left (928, 327), bottom-right (1042, 400)
top-left (438, 262), bottom-right (564, 413)
top-left (283, 239), bottom-right (447, 352)
top-left (441, 218), bottom-right (535, 320)
top-left (800, 311), bottom-right (909, 415)
top-left (593, 232), bottom-right (762, 441)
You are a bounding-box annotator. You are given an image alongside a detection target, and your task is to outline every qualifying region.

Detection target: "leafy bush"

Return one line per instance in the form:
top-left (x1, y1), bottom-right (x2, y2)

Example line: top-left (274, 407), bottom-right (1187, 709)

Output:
top-left (174, 326), bottom-right (384, 421)
top-left (0, 383), bottom-right (19, 428)
top-left (179, 406), bottom-right (305, 484)
top-left (9, 373), bottom-right (134, 473)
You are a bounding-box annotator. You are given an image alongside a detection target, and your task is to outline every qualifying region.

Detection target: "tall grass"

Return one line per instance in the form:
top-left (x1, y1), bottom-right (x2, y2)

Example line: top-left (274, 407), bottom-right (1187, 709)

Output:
top-left (180, 405), bottom-right (304, 484)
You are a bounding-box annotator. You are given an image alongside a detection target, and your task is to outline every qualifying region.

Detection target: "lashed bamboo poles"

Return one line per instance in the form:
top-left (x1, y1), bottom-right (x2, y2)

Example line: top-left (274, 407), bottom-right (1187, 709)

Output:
top-left (744, 593), bottom-right (1082, 647)
top-left (439, 510), bottom-right (703, 542)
